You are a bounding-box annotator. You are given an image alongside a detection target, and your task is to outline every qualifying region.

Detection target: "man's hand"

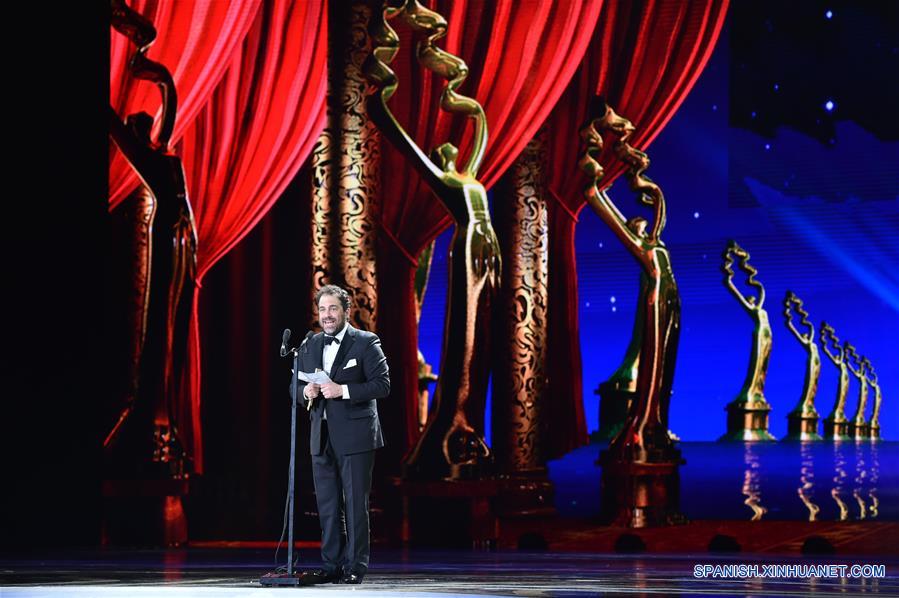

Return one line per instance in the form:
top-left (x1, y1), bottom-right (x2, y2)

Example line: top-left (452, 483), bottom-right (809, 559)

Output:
top-left (320, 381), bottom-right (344, 399)
top-left (303, 383), bottom-right (320, 399)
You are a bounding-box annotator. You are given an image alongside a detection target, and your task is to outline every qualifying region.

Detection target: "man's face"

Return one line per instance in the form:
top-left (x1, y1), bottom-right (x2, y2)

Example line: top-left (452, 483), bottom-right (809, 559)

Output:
top-left (318, 294), bottom-right (347, 335)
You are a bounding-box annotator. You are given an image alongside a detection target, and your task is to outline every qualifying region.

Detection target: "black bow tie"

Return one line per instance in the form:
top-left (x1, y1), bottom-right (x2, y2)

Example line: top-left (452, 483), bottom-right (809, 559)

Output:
top-left (323, 335), bottom-right (340, 346)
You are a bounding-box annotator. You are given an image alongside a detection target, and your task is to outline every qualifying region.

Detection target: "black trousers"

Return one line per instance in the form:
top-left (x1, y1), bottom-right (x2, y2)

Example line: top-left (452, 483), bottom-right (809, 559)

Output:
top-left (311, 420), bottom-right (375, 575)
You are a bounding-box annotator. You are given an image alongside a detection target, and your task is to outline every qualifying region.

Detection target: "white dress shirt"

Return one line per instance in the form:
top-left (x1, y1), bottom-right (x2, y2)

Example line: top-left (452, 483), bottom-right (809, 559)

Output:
top-left (308, 324), bottom-right (350, 417)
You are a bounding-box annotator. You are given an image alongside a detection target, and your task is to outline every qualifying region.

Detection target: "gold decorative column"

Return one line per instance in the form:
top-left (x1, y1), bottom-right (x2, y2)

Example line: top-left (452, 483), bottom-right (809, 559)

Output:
top-left (719, 241), bottom-right (776, 442)
top-left (783, 291), bottom-right (822, 441)
top-left (492, 131), bottom-right (553, 516)
top-left (310, 0), bottom-right (380, 331)
top-left (820, 323), bottom-right (851, 440)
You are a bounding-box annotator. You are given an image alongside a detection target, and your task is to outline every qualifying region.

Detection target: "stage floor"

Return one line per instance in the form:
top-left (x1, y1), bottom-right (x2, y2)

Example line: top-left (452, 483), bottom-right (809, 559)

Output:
top-left (2, 548), bottom-right (897, 597)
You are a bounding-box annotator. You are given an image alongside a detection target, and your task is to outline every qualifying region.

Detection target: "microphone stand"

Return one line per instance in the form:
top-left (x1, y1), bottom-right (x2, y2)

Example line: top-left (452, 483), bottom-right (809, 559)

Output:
top-left (260, 335), bottom-right (307, 586)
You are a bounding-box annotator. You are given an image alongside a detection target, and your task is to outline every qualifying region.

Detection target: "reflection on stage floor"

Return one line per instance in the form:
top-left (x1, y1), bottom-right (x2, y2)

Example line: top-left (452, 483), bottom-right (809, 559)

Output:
top-left (2, 548), bottom-right (897, 597)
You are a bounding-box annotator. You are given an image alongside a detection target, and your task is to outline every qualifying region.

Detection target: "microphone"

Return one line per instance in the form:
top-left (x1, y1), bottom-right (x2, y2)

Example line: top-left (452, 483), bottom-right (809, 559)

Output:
top-left (300, 330), bottom-right (315, 353)
top-left (280, 328), bottom-right (292, 357)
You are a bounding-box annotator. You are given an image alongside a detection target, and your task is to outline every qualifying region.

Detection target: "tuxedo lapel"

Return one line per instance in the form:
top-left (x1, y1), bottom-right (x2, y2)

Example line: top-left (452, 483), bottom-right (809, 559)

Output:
top-left (328, 325), bottom-right (356, 380)
top-left (312, 333), bottom-right (325, 372)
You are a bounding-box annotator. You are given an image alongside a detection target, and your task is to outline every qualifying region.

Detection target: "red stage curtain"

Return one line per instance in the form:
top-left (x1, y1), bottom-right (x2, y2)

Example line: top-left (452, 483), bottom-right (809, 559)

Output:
top-left (109, 0), bottom-right (260, 209)
top-left (544, 0), bottom-right (728, 457)
top-left (375, 0), bottom-right (604, 460)
top-left (175, 0), bottom-right (327, 472)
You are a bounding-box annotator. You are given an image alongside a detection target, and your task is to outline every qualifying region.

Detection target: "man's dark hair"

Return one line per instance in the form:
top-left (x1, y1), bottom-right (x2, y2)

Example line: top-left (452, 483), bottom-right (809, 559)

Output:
top-left (315, 284), bottom-right (352, 311)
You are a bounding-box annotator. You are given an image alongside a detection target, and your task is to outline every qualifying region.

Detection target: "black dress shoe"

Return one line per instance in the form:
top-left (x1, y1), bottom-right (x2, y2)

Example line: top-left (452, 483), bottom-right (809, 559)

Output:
top-left (341, 571), bottom-right (363, 584)
top-left (299, 568), bottom-right (341, 585)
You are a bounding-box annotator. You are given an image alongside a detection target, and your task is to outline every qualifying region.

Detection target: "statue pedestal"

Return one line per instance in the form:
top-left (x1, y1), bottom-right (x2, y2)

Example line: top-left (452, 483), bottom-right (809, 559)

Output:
top-left (395, 478), bottom-right (500, 549)
top-left (785, 411), bottom-right (822, 441)
top-left (594, 384), bottom-right (679, 442)
top-left (101, 478), bottom-right (189, 547)
top-left (719, 401), bottom-right (776, 441)
top-left (849, 421), bottom-right (871, 440)
top-left (822, 417), bottom-right (851, 440)
top-left (597, 450), bottom-right (686, 528)
top-left (494, 469), bottom-right (555, 519)
top-left (593, 382), bottom-right (634, 441)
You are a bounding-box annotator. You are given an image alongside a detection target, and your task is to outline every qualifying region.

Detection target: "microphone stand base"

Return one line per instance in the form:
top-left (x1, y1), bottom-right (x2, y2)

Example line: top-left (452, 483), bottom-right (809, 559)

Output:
top-left (259, 572), bottom-right (302, 586)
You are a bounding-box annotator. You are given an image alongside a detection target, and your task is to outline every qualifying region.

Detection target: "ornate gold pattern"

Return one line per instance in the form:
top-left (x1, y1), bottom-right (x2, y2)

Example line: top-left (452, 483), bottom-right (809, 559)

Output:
top-left (493, 131), bottom-right (549, 472)
top-left (365, 0), bottom-right (501, 479)
top-left (310, 130), bottom-right (334, 326)
top-left (311, 0), bottom-right (380, 331)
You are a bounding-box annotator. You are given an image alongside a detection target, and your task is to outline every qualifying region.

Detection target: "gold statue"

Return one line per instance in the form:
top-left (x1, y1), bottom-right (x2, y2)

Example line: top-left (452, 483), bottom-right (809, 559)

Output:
top-left (365, 0), bottom-right (501, 478)
top-left (866, 361), bottom-right (883, 440)
top-left (820, 323), bottom-right (851, 440)
top-left (107, 0), bottom-right (198, 473)
top-left (719, 241), bottom-right (776, 441)
top-left (783, 291), bottom-right (822, 441)
top-left (845, 344), bottom-right (870, 439)
top-left (579, 102), bottom-right (680, 463)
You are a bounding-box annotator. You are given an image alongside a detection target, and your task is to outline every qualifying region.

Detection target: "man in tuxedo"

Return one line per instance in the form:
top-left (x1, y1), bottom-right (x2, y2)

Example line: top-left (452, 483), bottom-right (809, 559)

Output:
top-left (297, 284), bottom-right (389, 585)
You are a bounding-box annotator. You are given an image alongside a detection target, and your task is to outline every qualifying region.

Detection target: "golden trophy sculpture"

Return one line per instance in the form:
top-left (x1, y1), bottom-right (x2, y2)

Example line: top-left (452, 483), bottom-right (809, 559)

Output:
top-left (108, 0), bottom-right (198, 472)
top-left (581, 100), bottom-right (684, 527)
top-left (783, 291), bottom-right (822, 441)
top-left (106, 0), bottom-right (196, 546)
top-left (866, 361), bottom-right (883, 441)
top-left (820, 323), bottom-right (851, 439)
top-left (719, 241), bottom-right (776, 441)
top-left (845, 344), bottom-right (870, 440)
top-left (365, 0), bottom-right (501, 479)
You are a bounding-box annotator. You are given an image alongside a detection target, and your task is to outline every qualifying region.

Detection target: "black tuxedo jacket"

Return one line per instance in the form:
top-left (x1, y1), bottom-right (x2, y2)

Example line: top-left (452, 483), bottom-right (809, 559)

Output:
top-left (295, 325), bottom-right (389, 456)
